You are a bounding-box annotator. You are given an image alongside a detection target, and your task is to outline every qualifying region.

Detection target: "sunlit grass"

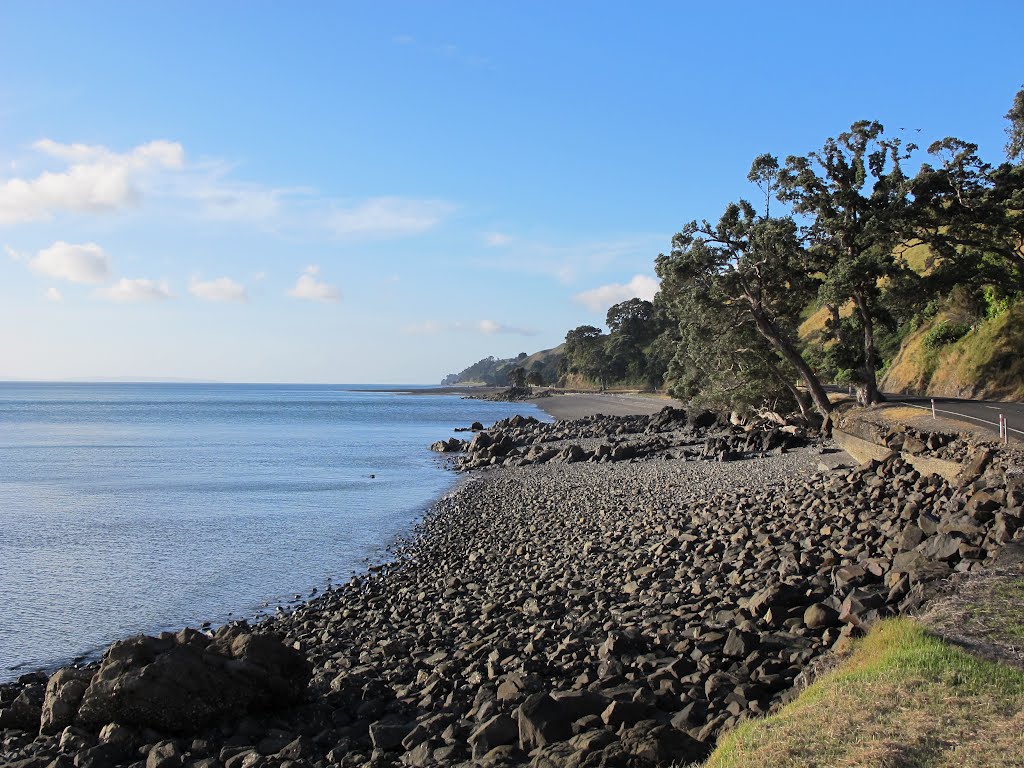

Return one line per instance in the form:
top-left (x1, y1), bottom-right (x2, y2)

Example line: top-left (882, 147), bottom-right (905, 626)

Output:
top-left (703, 618), bottom-right (1024, 768)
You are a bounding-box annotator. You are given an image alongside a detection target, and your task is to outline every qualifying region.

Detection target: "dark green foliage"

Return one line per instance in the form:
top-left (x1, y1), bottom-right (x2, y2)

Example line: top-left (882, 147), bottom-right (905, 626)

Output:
top-left (656, 197), bottom-right (830, 417)
top-left (1006, 85), bottom-right (1024, 161)
top-left (446, 90), bottom-right (1024, 411)
top-left (924, 321), bottom-right (972, 350)
top-left (508, 367), bottom-right (527, 388)
top-left (525, 370), bottom-right (545, 386)
top-left (442, 350), bottom-right (562, 387)
top-left (778, 120), bottom-right (918, 404)
top-left (914, 138), bottom-right (1024, 292)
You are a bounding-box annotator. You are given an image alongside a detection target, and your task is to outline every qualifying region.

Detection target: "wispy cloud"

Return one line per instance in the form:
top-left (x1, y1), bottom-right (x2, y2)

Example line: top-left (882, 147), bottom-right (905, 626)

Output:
top-left (0, 139), bottom-right (183, 224)
top-left (98, 277), bottom-right (172, 303)
top-left (484, 232), bottom-right (513, 247)
top-left (471, 234), bottom-right (663, 284)
top-left (478, 319), bottom-right (538, 336)
top-left (392, 34), bottom-right (489, 67)
top-left (28, 241), bottom-right (113, 284)
top-left (287, 265), bottom-right (340, 302)
top-left (326, 197), bottom-right (455, 239)
top-left (0, 138), bottom-right (456, 241)
top-left (573, 274), bottom-right (659, 311)
top-left (403, 319), bottom-right (538, 336)
top-left (189, 276), bottom-right (248, 303)
top-left (45, 287), bottom-right (63, 303)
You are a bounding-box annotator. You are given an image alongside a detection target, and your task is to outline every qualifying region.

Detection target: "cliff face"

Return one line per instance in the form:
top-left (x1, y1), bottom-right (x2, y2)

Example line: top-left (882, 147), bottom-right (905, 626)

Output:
top-left (881, 302), bottom-right (1024, 401)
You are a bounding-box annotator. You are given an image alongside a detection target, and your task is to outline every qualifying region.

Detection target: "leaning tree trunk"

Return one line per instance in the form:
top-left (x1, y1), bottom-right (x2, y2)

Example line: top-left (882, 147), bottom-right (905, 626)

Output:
top-left (852, 290), bottom-right (886, 405)
top-left (746, 299), bottom-right (833, 422)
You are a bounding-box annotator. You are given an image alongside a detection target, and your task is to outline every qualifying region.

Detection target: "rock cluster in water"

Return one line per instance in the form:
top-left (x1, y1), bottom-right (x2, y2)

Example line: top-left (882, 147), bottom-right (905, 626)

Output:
top-left (2, 408), bottom-right (1022, 768)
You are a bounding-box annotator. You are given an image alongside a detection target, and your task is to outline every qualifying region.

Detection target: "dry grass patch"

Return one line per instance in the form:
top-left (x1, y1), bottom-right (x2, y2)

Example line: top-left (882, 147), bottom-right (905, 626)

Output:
top-left (923, 548), bottom-right (1024, 669)
top-left (703, 618), bottom-right (1024, 768)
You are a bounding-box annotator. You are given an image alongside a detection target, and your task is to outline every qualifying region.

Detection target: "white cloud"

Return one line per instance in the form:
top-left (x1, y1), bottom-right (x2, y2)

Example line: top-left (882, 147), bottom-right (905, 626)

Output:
top-left (28, 241), bottom-right (113, 284)
top-left (0, 137), bottom-right (457, 246)
top-left (478, 319), bottom-right (538, 336)
top-left (326, 197), bottom-right (454, 238)
top-left (485, 232), bottom-right (512, 247)
top-left (0, 139), bottom-right (184, 223)
top-left (189, 276), bottom-right (247, 303)
top-left (98, 277), bottom-right (172, 303)
top-left (5, 244), bottom-right (23, 260)
top-left (402, 319), bottom-right (538, 336)
top-left (45, 287), bottom-right (62, 302)
top-left (393, 34), bottom-right (415, 45)
top-left (287, 265), bottom-right (340, 302)
top-left (573, 274), bottom-right (659, 311)
top-left (177, 161), bottom-right (297, 222)
top-left (471, 235), bottom-right (664, 284)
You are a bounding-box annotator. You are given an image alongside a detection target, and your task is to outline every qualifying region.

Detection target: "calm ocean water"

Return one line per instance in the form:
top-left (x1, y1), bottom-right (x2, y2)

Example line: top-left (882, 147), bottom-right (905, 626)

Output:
top-left (0, 382), bottom-right (544, 681)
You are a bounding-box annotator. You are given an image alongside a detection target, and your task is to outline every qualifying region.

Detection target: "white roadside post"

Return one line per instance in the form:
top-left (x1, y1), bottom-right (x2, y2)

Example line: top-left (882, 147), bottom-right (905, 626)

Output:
top-left (931, 399), bottom-right (936, 419)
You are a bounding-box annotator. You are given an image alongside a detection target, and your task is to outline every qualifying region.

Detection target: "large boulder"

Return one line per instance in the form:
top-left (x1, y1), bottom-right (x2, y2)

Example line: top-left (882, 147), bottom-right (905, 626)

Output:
top-left (429, 438), bottom-right (465, 453)
top-left (75, 626), bottom-right (310, 733)
top-left (0, 682), bottom-right (45, 732)
top-left (518, 693), bottom-right (573, 751)
top-left (40, 667), bottom-right (95, 734)
top-left (468, 713), bottom-right (518, 760)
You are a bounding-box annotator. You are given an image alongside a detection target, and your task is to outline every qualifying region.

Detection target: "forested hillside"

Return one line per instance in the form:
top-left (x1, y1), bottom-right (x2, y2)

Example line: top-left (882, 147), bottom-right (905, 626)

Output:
top-left (441, 347), bottom-right (564, 387)
top-left (447, 88), bottom-right (1024, 413)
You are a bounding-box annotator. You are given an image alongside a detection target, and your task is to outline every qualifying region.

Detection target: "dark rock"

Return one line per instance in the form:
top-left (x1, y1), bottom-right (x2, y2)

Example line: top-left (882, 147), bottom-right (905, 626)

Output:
top-left (549, 691), bottom-right (609, 721)
top-left (619, 720), bottom-right (708, 765)
top-left (722, 630), bottom-right (758, 658)
top-left (146, 740), bottom-right (183, 768)
top-left (369, 721), bottom-right (412, 751)
top-left (518, 693), bottom-right (573, 751)
top-left (76, 629), bottom-right (310, 733)
top-left (0, 683), bottom-right (45, 732)
top-left (41, 668), bottom-right (95, 735)
top-left (803, 603), bottom-right (839, 629)
top-left (600, 700), bottom-right (647, 728)
top-left (468, 714), bottom-right (518, 760)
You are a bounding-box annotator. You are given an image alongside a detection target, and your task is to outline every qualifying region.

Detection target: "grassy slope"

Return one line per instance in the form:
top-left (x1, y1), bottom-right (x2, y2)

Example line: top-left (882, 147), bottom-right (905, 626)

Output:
top-left (702, 618), bottom-right (1024, 768)
top-left (881, 302), bottom-right (1024, 400)
top-left (797, 239), bottom-right (1023, 400)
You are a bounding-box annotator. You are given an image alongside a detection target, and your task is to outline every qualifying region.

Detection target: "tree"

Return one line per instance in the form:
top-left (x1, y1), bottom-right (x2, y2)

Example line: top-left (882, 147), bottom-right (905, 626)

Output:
top-left (509, 367), bottom-right (527, 389)
top-left (913, 137), bottom-right (1024, 292)
top-left (563, 325), bottom-right (613, 389)
top-left (778, 121), bottom-right (918, 405)
top-left (748, 153), bottom-right (781, 218)
top-left (526, 370), bottom-right (545, 386)
top-left (657, 198), bottom-right (831, 419)
top-left (606, 299), bottom-right (656, 340)
top-left (1005, 85), bottom-right (1024, 162)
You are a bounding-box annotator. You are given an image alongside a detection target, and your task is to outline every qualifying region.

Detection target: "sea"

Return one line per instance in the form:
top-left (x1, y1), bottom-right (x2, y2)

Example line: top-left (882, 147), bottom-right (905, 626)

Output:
top-left (0, 382), bottom-right (546, 682)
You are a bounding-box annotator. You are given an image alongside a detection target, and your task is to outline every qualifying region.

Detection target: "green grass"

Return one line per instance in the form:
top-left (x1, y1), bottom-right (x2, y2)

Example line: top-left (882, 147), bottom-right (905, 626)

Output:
top-left (881, 299), bottom-right (1024, 400)
top-left (703, 618), bottom-right (1024, 768)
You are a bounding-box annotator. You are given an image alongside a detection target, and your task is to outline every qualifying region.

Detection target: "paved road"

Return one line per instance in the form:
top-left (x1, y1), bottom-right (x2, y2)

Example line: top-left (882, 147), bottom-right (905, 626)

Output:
top-left (887, 394), bottom-right (1023, 442)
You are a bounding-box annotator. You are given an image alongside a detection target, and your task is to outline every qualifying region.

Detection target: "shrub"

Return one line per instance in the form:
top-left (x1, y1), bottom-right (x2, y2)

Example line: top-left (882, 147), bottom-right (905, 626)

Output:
top-left (924, 320), bottom-right (972, 350)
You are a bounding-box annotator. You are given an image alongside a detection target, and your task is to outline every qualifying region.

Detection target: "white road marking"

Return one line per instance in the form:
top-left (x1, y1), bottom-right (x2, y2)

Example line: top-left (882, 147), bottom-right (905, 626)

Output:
top-left (898, 401), bottom-right (1024, 437)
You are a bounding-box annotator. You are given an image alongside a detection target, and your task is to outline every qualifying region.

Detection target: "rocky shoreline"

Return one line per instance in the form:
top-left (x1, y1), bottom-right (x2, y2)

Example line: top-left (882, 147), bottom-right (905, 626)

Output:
top-left (2, 407), bottom-right (1022, 768)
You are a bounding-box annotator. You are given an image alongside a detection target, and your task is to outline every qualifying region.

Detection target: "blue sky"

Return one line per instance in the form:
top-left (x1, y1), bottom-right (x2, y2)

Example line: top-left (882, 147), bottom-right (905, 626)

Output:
top-left (1, 1), bottom-right (1021, 383)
